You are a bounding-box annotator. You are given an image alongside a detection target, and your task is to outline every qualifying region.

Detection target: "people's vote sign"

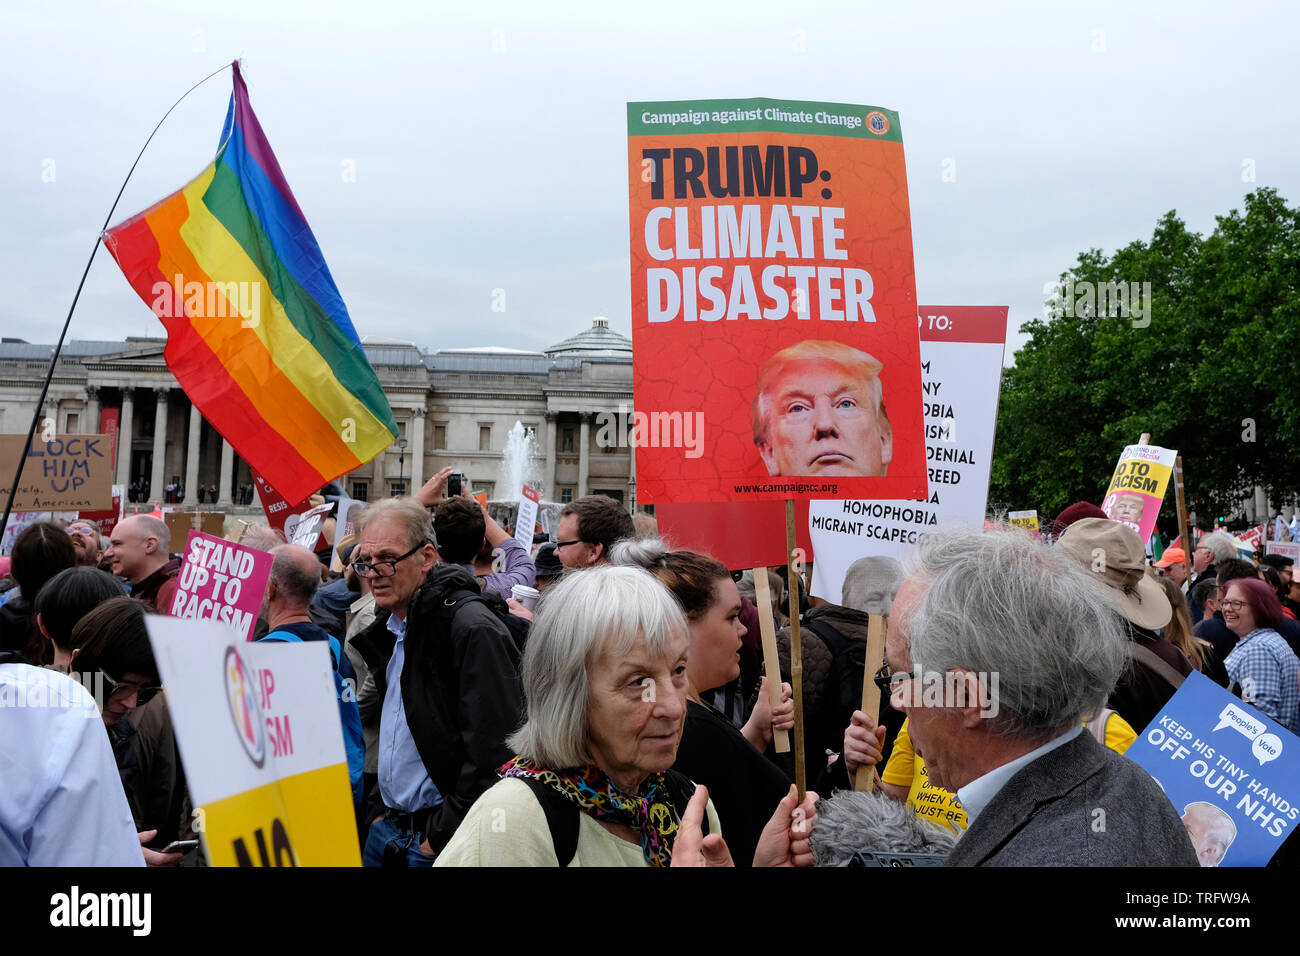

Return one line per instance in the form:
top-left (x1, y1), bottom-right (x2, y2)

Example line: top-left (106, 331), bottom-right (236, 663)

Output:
top-left (170, 531), bottom-right (272, 642)
top-left (1100, 444), bottom-right (1177, 544)
top-left (808, 307), bottom-right (1006, 603)
top-left (1128, 671), bottom-right (1300, 866)
top-left (628, 99), bottom-right (926, 504)
top-left (147, 617), bottom-right (360, 866)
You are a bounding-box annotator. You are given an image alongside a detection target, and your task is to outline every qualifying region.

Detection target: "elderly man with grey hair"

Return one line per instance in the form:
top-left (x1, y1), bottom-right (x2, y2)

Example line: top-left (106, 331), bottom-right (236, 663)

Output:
top-left (885, 527), bottom-right (1197, 866)
top-left (1190, 530), bottom-right (1237, 623)
top-left (350, 497), bottom-right (524, 866)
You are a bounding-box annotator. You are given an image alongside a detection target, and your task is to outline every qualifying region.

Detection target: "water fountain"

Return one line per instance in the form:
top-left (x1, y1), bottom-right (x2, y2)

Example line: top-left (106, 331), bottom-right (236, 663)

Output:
top-left (488, 421), bottom-right (562, 538)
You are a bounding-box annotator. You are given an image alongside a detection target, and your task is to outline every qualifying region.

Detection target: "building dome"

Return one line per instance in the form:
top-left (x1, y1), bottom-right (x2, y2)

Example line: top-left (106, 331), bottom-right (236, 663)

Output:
top-left (544, 316), bottom-right (632, 357)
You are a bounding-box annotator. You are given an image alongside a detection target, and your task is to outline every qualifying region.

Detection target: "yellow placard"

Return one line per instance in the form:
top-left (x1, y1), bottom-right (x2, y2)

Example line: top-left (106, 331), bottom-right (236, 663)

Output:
top-left (198, 763), bottom-right (360, 867)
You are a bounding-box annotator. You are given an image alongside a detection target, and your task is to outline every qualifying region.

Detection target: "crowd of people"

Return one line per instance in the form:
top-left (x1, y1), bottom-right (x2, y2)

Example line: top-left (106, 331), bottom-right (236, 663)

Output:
top-left (4, 473), bottom-right (1299, 868)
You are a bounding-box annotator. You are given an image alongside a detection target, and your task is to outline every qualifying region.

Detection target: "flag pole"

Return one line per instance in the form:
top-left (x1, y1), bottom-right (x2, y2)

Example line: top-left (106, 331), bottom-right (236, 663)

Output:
top-left (1, 62), bottom-right (234, 539)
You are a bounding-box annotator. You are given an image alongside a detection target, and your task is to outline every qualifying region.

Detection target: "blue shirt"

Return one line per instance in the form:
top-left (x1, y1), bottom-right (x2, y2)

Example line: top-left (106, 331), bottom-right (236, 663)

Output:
top-left (1225, 628), bottom-right (1300, 733)
top-left (378, 612), bottom-right (444, 813)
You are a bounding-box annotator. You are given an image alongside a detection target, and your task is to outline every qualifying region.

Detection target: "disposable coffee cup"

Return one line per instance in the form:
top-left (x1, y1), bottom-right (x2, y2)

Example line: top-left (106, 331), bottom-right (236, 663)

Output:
top-left (512, 585), bottom-right (540, 611)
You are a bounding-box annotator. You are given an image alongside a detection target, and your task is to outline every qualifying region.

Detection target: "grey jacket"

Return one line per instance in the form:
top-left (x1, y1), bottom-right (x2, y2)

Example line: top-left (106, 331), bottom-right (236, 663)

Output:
top-left (946, 730), bottom-right (1200, 867)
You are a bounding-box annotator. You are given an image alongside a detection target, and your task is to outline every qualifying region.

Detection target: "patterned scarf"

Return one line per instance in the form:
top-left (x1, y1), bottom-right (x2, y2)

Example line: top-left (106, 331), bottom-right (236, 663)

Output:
top-left (500, 756), bottom-right (683, 866)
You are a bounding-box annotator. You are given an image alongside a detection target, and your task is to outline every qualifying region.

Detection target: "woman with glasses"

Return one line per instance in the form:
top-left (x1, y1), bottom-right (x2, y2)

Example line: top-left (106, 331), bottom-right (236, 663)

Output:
top-left (1220, 577), bottom-right (1300, 732)
top-left (70, 596), bottom-right (190, 865)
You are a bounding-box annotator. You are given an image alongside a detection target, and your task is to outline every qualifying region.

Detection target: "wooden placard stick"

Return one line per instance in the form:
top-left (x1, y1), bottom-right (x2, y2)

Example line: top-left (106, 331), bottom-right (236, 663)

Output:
top-left (785, 499), bottom-right (806, 799)
top-left (752, 568), bottom-right (790, 754)
top-left (1174, 455), bottom-right (1193, 582)
top-left (854, 613), bottom-right (888, 792)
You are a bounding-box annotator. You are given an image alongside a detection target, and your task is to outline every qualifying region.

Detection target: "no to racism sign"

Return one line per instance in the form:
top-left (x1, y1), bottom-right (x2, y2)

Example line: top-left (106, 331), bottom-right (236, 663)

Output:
top-left (147, 617), bottom-right (360, 866)
top-left (1100, 444), bottom-right (1177, 544)
top-left (628, 98), bottom-right (926, 504)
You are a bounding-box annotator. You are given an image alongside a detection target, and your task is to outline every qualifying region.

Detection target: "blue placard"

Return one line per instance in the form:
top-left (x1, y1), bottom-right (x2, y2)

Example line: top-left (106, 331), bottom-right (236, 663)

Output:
top-left (1127, 670), bottom-right (1300, 866)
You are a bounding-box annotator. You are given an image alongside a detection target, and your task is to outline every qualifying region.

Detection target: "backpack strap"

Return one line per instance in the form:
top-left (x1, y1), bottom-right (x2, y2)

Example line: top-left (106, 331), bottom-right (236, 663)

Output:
top-left (517, 770), bottom-right (709, 867)
top-left (1129, 643), bottom-right (1187, 691)
top-left (517, 776), bottom-right (581, 866)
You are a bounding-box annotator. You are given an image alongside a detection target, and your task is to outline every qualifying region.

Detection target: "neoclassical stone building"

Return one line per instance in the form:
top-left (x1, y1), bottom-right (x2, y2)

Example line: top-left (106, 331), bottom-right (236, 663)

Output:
top-left (0, 318), bottom-right (637, 511)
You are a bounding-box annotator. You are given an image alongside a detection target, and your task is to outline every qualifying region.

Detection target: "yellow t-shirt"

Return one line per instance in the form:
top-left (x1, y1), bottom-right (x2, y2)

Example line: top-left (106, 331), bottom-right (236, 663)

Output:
top-left (880, 711), bottom-right (1139, 835)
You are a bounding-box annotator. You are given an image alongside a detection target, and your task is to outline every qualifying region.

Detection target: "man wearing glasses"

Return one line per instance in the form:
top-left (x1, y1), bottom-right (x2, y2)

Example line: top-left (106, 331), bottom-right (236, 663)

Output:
top-left (66, 520), bottom-right (105, 569)
top-left (349, 496), bottom-right (524, 866)
top-left (554, 495), bottom-right (636, 570)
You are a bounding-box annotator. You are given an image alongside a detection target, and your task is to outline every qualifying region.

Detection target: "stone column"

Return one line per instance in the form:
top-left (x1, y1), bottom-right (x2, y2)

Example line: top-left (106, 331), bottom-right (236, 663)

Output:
top-left (150, 389), bottom-right (169, 504)
top-left (85, 386), bottom-right (100, 433)
top-left (183, 402), bottom-right (202, 506)
top-left (578, 414), bottom-right (590, 499)
top-left (218, 439), bottom-right (235, 506)
top-left (409, 408), bottom-right (426, 491)
top-left (116, 388), bottom-right (134, 486)
top-left (544, 414), bottom-right (557, 501)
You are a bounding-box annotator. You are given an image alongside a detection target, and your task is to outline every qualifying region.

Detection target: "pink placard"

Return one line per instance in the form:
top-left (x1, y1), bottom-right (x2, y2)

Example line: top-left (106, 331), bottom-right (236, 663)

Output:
top-left (169, 530), bottom-right (274, 641)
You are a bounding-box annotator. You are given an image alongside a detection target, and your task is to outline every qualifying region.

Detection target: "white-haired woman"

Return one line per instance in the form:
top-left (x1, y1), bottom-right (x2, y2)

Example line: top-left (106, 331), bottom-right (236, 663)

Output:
top-left (435, 565), bottom-right (817, 867)
top-left (612, 538), bottom-right (798, 866)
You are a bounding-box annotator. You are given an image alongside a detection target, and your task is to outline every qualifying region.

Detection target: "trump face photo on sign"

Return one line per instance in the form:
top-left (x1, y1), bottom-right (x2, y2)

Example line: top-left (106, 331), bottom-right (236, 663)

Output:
top-left (752, 339), bottom-right (893, 477)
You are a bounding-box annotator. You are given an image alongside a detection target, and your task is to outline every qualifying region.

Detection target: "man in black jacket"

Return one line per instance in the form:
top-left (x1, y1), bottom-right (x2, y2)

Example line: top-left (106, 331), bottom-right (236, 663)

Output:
top-left (350, 497), bottom-right (523, 865)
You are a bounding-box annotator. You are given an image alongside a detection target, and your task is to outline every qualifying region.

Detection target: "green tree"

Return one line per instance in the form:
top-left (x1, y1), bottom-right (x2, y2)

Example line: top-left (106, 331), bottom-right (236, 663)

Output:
top-left (990, 188), bottom-right (1300, 529)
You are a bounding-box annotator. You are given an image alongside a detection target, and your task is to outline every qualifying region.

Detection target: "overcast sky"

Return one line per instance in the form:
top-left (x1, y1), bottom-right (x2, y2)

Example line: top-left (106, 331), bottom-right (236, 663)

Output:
top-left (4, 0), bottom-right (1296, 364)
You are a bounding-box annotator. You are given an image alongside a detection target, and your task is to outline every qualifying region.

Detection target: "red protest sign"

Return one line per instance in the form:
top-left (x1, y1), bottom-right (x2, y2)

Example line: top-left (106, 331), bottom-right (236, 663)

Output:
top-left (628, 99), bottom-right (926, 505)
top-left (251, 467), bottom-right (310, 533)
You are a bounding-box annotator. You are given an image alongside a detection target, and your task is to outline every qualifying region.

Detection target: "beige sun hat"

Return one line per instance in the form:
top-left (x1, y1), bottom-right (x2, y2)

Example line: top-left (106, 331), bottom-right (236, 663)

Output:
top-left (1056, 517), bottom-right (1172, 630)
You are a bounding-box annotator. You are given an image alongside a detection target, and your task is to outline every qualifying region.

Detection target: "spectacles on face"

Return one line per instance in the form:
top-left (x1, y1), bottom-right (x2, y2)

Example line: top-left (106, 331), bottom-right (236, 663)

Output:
top-left (554, 539), bottom-right (583, 550)
top-left (1219, 599), bottom-right (1250, 612)
top-left (68, 526), bottom-right (97, 537)
top-left (101, 671), bottom-right (161, 705)
top-left (873, 663), bottom-right (918, 693)
top-left (353, 542), bottom-right (425, 578)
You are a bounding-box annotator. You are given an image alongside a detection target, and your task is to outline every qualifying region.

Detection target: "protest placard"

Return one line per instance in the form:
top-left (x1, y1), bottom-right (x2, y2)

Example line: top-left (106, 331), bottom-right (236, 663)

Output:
top-left (808, 306), bottom-right (1007, 603)
top-left (1099, 444), bottom-right (1177, 543)
top-left (163, 511), bottom-right (226, 546)
top-left (1266, 541), bottom-right (1300, 563)
top-left (251, 467), bottom-right (310, 534)
top-left (515, 484), bottom-right (540, 548)
top-left (1127, 671), bottom-right (1300, 866)
top-left (331, 495), bottom-right (363, 571)
top-left (169, 531), bottom-right (273, 642)
top-left (285, 502), bottom-right (333, 551)
top-left (147, 616), bottom-right (360, 865)
top-left (1008, 510), bottom-right (1039, 533)
top-left (0, 434), bottom-right (113, 510)
top-left (628, 98), bottom-right (926, 505)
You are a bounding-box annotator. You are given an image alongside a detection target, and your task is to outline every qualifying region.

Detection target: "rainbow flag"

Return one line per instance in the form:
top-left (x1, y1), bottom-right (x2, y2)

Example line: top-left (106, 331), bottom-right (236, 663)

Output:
top-left (103, 62), bottom-right (397, 505)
